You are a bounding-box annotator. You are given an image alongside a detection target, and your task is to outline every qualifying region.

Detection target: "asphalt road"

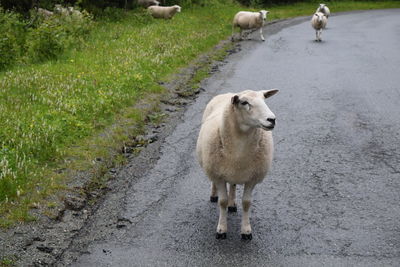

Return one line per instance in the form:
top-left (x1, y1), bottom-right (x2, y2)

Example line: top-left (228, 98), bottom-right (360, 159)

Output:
top-left (63, 9), bottom-right (400, 266)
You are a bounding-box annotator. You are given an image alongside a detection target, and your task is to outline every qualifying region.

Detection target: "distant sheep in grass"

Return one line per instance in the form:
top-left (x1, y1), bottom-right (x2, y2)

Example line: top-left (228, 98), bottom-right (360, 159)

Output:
top-left (147, 5), bottom-right (181, 19)
top-left (53, 5), bottom-right (82, 18)
top-left (311, 12), bottom-right (328, 42)
top-left (316, 3), bottom-right (330, 18)
top-left (67, 7), bottom-right (83, 18)
top-left (138, 0), bottom-right (160, 8)
top-left (232, 10), bottom-right (269, 42)
top-left (37, 8), bottom-right (54, 18)
top-left (196, 89), bottom-right (279, 240)
top-left (54, 4), bottom-right (70, 16)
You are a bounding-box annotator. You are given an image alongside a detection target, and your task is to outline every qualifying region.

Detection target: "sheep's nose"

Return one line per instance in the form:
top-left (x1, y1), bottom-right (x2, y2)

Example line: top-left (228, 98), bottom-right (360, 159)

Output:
top-left (267, 118), bottom-right (275, 125)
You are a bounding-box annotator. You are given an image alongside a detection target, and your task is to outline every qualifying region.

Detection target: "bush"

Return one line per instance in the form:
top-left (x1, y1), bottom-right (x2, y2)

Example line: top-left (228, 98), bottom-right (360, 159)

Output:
top-left (0, 8), bottom-right (25, 70)
top-left (25, 19), bottom-right (65, 62)
top-left (0, 7), bottom-right (94, 67)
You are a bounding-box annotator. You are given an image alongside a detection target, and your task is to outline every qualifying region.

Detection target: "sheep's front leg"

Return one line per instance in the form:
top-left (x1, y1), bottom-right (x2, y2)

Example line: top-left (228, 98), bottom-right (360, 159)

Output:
top-left (315, 30), bottom-right (319, 41)
top-left (260, 27), bottom-right (265, 41)
top-left (228, 183), bottom-right (237, 212)
top-left (210, 182), bottom-right (218, 202)
top-left (215, 180), bottom-right (228, 239)
top-left (317, 29), bottom-right (322, 41)
top-left (241, 182), bottom-right (256, 240)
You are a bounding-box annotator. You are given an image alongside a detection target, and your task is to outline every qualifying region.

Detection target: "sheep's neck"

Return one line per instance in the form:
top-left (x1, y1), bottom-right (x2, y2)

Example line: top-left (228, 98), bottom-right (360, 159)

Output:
top-left (220, 107), bottom-right (260, 155)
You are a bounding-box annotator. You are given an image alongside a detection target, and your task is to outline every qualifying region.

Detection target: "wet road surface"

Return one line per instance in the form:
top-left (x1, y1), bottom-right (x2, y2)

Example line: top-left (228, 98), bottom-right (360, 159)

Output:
top-left (64, 9), bottom-right (400, 266)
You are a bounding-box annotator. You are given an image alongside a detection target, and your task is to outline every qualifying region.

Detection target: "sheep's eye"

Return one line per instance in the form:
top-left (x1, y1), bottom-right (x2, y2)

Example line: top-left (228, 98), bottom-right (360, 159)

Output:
top-left (241, 101), bottom-right (249, 105)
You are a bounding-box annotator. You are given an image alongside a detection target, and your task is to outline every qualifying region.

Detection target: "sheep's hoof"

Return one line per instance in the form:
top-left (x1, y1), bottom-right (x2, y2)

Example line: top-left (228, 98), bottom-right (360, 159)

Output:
top-left (241, 233), bottom-right (252, 240)
top-left (228, 206), bottom-right (237, 212)
top-left (262, 39), bottom-right (265, 42)
top-left (216, 232), bottom-right (227, 239)
top-left (210, 196), bottom-right (218, 203)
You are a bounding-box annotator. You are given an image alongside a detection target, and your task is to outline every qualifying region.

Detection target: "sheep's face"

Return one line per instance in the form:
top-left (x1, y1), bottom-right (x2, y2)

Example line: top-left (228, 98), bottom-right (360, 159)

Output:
top-left (231, 89), bottom-right (278, 132)
top-left (314, 12), bottom-right (325, 23)
top-left (259, 10), bottom-right (269, 21)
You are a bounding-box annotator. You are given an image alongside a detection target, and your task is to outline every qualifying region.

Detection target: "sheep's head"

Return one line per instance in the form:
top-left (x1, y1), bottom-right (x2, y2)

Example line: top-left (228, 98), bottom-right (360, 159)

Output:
top-left (231, 89), bottom-right (278, 132)
top-left (314, 12), bottom-right (325, 22)
top-left (259, 10), bottom-right (269, 21)
top-left (174, 5), bottom-right (181, 12)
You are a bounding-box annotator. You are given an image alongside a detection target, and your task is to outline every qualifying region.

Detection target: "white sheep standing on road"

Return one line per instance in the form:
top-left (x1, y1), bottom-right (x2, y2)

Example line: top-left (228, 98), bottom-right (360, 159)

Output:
top-left (316, 3), bottom-right (330, 18)
top-left (232, 10), bottom-right (269, 41)
top-left (147, 5), bottom-right (181, 19)
top-left (311, 12), bottom-right (328, 42)
top-left (196, 89), bottom-right (279, 240)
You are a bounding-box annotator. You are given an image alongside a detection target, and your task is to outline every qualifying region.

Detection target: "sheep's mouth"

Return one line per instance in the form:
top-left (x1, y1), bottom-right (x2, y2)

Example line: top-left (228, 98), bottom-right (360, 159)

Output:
top-left (261, 125), bottom-right (274, 131)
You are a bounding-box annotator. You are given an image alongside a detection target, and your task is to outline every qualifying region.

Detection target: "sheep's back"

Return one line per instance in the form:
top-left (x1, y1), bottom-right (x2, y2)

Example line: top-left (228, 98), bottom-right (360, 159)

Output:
top-left (234, 12), bottom-right (260, 29)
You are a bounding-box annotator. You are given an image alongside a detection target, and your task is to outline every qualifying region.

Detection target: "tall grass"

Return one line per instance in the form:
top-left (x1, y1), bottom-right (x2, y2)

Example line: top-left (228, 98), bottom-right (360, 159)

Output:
top-left (0, 2), bottom-right (241, 208)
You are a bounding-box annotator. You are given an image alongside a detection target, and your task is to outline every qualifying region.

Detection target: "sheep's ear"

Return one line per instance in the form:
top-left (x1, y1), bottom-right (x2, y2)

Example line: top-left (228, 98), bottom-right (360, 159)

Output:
top-left (231, 95), bottom-right (240, 105)
top-left (264, 89), bottom-right (279, 99)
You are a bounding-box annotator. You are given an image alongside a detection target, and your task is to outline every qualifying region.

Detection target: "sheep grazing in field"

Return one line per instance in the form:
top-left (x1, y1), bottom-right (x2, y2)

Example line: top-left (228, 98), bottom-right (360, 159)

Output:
top-left (37, 8), bottom-right (54, 18)
top-left (53, 5), bottom-right (82, 17)
top-left (311, 12), bottom-right (327, 42)
top-left (138, 0), bottom-right (160, 8)
top-left (147, 5), bottom-right (181, 19)
top-left (232, 10), bottom-right (269, 42)
top-left (196, 89), bottom-right (279, 240)
top-left (67, 7), bottom-right (83, 18)
top-left (316, 3), bottom-right (330, 18)
top-left (54, 4), bottom-right (70, 16)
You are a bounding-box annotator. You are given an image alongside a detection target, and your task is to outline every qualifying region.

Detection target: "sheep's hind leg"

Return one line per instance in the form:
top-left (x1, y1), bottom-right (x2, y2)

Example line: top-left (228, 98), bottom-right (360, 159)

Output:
top-left (241, 182), bottom-right (256, 240)
top-left (215, 180), bottom-right (228, 239)
top-left (210, 182), bottom-right (218, 202)
top-left (228, 184), bottom-right (237, 212)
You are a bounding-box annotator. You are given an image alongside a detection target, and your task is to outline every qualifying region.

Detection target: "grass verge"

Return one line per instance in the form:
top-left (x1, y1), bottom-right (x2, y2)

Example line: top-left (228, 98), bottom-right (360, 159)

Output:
top-left (1, 0), bottom-right (399, 227)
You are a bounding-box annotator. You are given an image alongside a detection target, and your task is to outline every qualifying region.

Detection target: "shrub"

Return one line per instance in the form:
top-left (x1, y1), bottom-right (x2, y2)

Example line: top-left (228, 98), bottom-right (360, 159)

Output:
top-left (0, 8), bottom-right (26, 70)
top-left (25, 19), bottom-right (65, 62)
top-left (0, 7), bottom-right (94, 65)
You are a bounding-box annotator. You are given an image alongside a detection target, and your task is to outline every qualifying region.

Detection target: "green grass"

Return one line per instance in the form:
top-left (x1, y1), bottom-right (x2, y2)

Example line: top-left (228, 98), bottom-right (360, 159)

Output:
top-left (1, 0), bottom-right (399, 226)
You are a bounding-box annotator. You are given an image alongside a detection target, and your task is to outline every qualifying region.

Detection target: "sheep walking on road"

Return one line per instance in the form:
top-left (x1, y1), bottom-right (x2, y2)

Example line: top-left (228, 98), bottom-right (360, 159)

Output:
top-left (147, 5), bottom-right (181, 19)
top-left (316, 3), bottom-right (330, 18)
top-left (196, 89), bottom-right (279, 240)
top-left (311, 12), bottom-right (328, 42)
top-left (232, 10), bottom-right (269, 42)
